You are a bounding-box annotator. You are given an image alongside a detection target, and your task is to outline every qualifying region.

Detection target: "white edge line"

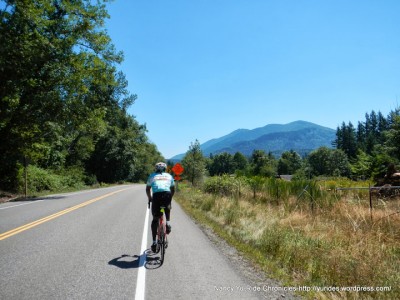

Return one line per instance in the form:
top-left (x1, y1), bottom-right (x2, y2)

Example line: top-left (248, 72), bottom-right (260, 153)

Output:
top-left (135, 204), bottom-right (149, 300)
top-left (0, 200), bottom-right (44, 210)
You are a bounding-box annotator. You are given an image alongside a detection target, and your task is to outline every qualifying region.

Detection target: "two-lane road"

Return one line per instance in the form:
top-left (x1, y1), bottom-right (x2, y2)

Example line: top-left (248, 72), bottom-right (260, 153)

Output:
top-left (0, 185), bottom-right (297, 299)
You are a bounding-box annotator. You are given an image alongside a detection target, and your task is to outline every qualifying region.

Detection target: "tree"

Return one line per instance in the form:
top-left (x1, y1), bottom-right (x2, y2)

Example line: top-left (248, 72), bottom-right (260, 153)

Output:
top-left (233, 152), bottom-right (248, 172)
top-left (307, 147), bottom-right (350, 177)
top-left (377, 111), bottom-right (388, 142)
top-left (369, 147), bottom-right (395, 180)
top-left (356, 121), bottom-right (366, 152)
top-left (351, 150), bottom-right (373, 179)
top-left (330, 149), bottom-right (351, 177)
top-left (277, 150), bottom-right (302, 174)
top-left (365, 111), bottom-right (379, 154)
top-left (207, 152), bottom-right (235, 176)
top-left (182, 140), bottom-right (206, 185)
top-left (344, 122), bottom-right (358, 159)
top-left (0, 1), bottom-right (158, 191)
top-left (0, 0), bottom-right (122, 188)
top-left (384, 113), bottom-right (400, 161)
top-left (249, 150), bottom-right (276, 176)
top-left (334, 122), bottom-right (357, 159)
top-left (307, 147), bottom-right (331, 176)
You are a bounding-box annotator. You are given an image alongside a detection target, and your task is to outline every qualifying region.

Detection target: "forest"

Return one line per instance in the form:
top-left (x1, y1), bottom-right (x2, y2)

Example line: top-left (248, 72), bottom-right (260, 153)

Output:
top-left (0, 1), bottom-right (163, 193)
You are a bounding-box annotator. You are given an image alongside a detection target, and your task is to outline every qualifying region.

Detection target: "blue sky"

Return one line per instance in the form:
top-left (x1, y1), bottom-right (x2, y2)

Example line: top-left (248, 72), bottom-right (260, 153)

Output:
top-left (105, 0), bottom-right (399, 158)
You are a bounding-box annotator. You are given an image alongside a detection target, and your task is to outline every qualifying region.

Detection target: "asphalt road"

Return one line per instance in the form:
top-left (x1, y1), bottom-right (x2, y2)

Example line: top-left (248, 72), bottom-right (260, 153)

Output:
top-left (0, 185), bottom-right (298, 300)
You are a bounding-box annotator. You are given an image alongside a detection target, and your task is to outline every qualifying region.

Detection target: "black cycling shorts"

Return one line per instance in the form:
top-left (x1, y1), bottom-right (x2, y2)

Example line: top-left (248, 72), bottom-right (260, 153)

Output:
top-left (151, 191), bottom-right (172, 217)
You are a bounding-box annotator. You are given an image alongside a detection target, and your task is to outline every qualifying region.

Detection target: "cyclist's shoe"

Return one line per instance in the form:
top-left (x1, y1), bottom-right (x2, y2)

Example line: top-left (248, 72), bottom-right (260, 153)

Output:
top-left (151, 242), bottom-right (157, 252)
top-left (166, 224), bottom-right (171, 234)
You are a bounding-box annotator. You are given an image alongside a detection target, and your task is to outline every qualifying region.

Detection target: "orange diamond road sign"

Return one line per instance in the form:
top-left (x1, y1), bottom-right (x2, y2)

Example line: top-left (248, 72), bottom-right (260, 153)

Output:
top-left (172, 163), bottom-right (184, 175)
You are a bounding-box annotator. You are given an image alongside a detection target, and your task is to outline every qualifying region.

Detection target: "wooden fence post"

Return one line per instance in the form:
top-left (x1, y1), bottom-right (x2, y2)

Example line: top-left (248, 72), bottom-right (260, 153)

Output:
top-left (369, 184), bottom-right (373, 221)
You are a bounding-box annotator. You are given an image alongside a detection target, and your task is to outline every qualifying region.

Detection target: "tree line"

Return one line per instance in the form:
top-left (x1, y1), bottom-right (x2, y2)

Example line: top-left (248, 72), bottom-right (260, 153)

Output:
top-left (334, 109), bottom-right (400, 179)
top-left (180, 108), bottom-right (400, 184)
top-left (0, 1), bottom-right (163, 192)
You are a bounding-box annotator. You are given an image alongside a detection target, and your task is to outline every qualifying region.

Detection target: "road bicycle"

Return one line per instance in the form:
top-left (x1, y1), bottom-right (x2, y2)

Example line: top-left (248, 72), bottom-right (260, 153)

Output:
top-left (156, 206), bottom-right (168, 265)
top-left (148, 201), bottom-right (168, 265)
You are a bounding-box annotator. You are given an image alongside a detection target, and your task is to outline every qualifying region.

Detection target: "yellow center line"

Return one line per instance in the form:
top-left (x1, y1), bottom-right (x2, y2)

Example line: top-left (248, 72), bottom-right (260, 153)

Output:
top-left (0, 188), bottom-right (131, 241)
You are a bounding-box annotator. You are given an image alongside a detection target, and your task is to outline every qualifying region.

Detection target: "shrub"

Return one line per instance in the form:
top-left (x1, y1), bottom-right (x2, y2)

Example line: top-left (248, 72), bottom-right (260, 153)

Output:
top-left (247, 176), bottom-right (266, 199)
top-left (17, 165), bottom-right (86, 194)
top-left (203, 175), bottom-right (245, 197)
top-left (18, 165), bottom-right (61, 193)
top-left (201, 196), bottom-right (216, 212)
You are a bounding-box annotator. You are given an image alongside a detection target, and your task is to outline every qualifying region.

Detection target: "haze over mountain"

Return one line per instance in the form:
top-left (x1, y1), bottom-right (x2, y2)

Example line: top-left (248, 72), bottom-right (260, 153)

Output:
top-left (171, 121), bottom-right (336, 160)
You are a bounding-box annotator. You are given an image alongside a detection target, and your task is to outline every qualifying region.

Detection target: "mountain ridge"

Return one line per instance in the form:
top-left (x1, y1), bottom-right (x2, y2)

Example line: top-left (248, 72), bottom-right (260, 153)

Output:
top-left (171, 120), bottom-right (336, 160)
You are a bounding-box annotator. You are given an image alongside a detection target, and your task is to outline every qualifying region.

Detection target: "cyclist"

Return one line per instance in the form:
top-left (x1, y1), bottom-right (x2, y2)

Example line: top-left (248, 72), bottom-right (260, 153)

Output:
top-left (146, 162), bottom-right (175, 252)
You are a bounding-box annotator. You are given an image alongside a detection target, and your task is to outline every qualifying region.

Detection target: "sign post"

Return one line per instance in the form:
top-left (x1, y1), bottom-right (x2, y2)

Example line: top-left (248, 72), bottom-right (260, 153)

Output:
top-left (171, 163), bottom-right (184, 192)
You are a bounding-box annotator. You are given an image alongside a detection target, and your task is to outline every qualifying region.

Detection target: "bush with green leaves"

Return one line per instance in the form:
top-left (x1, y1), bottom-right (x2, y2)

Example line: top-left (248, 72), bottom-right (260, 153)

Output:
top-left (203, 175), bottom-right (246, 197)
top-left (18, 165), bottom-right (86, 193)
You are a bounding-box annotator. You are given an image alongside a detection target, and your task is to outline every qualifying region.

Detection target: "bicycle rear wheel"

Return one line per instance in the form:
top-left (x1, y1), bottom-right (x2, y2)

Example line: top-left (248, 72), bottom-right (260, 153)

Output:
top-left (159, 230), bottom-right (165, 265)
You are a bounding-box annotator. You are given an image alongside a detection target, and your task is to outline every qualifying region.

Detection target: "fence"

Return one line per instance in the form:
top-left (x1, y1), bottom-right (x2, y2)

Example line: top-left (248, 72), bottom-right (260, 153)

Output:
top-left (336, 185), bottom-right (400, 220)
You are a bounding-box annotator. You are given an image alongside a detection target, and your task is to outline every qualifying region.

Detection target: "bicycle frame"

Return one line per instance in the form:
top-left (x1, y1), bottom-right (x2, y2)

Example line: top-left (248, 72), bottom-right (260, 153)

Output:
top-left (157, 206), bottom-right (168, 264)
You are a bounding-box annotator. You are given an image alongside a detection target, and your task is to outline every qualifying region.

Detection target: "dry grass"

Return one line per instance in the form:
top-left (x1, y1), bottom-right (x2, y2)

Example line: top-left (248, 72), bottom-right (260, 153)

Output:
top-left (175, 181), bottom-right (400, 299)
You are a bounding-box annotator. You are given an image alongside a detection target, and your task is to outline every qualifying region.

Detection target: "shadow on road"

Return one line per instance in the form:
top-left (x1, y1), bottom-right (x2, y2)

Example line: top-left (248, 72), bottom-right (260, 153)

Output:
top-left (108, 250), bottom-right (163, 269)
top-left (10, 195), bottom-right (66, 202)
top-left (108, 254), bottom-right (141, 269)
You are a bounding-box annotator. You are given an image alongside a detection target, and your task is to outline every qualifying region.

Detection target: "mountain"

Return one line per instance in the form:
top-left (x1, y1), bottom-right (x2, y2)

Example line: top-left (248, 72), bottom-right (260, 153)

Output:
top-left (171, 120), bottom-right (336, 160)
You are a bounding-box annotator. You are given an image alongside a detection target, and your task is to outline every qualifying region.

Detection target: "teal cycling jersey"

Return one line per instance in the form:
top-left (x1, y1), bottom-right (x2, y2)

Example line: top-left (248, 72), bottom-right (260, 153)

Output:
top-left (146, 172), bottom-right (175, 193)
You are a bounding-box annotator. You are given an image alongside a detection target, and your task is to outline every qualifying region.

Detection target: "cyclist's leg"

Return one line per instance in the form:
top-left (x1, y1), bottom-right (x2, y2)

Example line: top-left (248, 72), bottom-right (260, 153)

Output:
top-left (162, 192), bottom-right (172, 233)
top-left (159, 191), bottom-right (172, 221)
top-left (151, 219), bottom-right (158, 241)
top-left (151, 193), bottom-right (162, 243)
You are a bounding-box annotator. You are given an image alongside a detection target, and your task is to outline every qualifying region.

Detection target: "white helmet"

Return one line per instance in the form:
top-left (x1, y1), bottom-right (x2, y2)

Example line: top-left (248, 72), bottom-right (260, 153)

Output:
top-left (155, 162), bottom-right (167, 173)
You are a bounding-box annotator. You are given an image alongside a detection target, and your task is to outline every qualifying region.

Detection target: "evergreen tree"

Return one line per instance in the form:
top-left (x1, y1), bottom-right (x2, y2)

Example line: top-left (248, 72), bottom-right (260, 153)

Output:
top-left (377, 111), bottom-right (388, 143)
top-left (334, 122), bottom-right (357, 159)
top-left (384, 113), bottom-right (400, 161)
top-left (356, 121), bottom-right (366, 151)
top-left (344, 122), bottom-right (358, 159)
top-left (182, 140), bottom-right (206, 185)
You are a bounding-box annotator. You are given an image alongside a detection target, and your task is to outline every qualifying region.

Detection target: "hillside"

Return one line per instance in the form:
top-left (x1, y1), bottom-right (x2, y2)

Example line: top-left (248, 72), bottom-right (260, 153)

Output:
top-left (171, 120), bottom-right (336, 159)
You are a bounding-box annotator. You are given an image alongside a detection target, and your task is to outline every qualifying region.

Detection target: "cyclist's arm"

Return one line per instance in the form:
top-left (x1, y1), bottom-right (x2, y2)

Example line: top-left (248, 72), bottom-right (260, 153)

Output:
top-left (170, 186), bottom-right (175, 198)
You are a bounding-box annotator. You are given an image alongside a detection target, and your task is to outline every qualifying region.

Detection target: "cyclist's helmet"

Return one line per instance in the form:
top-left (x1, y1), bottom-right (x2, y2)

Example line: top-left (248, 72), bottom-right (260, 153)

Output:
top-left (155, 162), bottom-right (167, 173)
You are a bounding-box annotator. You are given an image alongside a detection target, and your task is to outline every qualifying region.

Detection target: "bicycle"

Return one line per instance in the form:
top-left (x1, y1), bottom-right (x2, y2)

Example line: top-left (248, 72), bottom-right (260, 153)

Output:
top-left (148, 201), bottom-right (168, 265)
